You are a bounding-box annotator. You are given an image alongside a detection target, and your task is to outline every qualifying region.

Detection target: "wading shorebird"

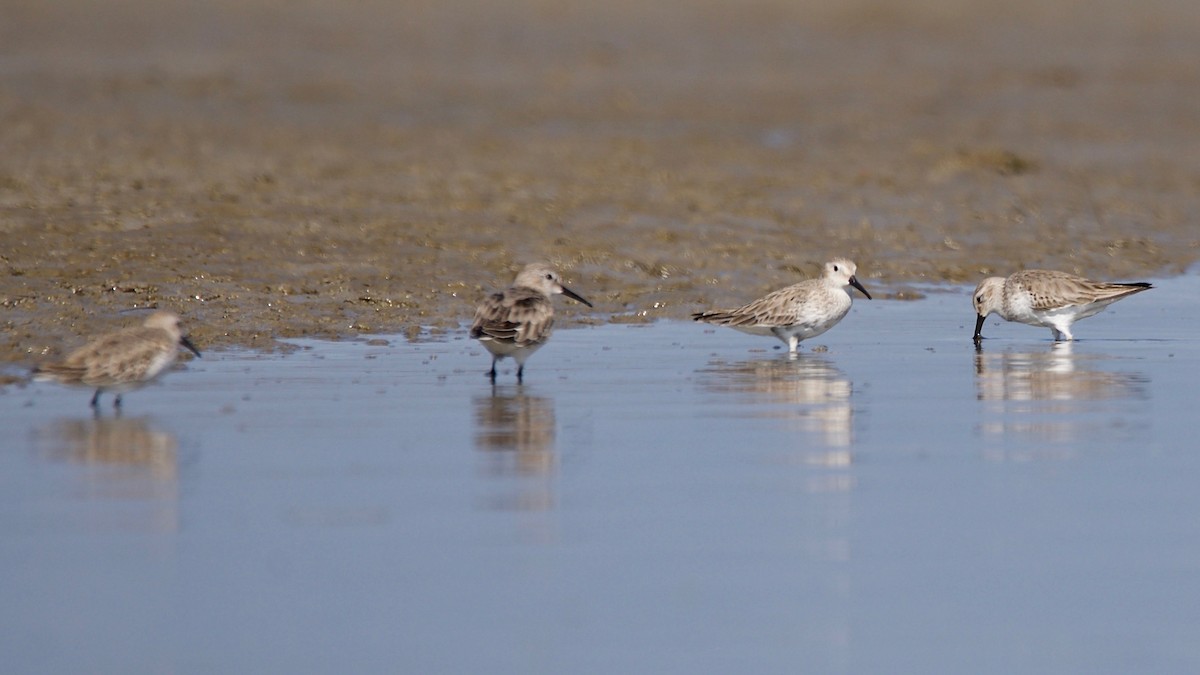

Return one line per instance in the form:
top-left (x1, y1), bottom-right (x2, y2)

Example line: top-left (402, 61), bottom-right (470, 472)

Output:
top-left (34, 310), bottom-right (202, 409)
top-left (972, 269), bottom-right (1152, 342)
top-left (470, 263), bottom-right (593, 384)
top-left (692, 259), bottom-right (872, 354)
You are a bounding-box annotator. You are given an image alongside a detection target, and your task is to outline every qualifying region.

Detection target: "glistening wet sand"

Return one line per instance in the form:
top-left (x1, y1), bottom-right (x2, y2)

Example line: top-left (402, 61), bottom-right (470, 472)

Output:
top-left (2, 0), bottom-right (1199, 362)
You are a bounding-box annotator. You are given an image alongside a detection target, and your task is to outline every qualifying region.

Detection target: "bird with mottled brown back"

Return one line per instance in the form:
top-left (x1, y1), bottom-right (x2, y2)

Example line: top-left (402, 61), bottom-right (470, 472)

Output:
top-left (34, 311), bottom-right (202, 408)
top-left (470, 263), bottom-right (592, 383)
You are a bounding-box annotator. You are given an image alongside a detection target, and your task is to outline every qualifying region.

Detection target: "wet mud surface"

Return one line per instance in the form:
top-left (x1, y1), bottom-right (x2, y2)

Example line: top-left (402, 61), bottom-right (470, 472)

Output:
top-left (2, 0), bottom-right (1198, 361)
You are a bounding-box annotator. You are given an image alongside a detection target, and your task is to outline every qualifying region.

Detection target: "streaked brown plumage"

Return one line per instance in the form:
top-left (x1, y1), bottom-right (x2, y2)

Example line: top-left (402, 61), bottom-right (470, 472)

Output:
top-left (470, 263), bottom-right (592, 383)
top-left (34, 311), bottom-right (201, 408)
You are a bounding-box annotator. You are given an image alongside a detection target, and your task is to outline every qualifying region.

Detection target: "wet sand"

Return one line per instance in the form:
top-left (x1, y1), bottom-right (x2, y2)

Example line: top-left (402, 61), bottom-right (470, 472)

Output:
top-left (2, 0), bottom-right (1199, 361)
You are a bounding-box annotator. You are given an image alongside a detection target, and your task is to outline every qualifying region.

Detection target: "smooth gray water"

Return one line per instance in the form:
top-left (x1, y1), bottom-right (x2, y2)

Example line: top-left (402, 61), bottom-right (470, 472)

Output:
top-left (3, 277), bottom-right (1199, 673)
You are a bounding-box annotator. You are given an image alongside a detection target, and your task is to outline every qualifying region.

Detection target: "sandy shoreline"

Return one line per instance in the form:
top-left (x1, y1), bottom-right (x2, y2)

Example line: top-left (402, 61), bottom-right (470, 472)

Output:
top-left (2, 0), bottom-right (1197, 361)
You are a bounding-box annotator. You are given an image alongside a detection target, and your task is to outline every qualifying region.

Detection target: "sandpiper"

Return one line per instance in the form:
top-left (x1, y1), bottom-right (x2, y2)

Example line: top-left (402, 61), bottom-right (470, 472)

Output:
top-left (973, 269), bottom-right (1151, 341)
top-left (470, 263), bottom-right (592, 383)
top-left (34, 310), bottom-right (202, 408)
top-left (692, 259), bottom-right (871, 353)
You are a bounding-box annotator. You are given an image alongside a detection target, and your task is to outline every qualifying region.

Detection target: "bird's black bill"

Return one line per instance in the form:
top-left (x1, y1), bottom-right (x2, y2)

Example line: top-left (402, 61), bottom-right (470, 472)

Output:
top-left (849, 276), bottom-right (872, 300)
top-left (562, 286), bottom-right (593, 307)
top-left (973, 314), bottom-right (986, 340)
top-left (180, 335), bottom-right (202, 358)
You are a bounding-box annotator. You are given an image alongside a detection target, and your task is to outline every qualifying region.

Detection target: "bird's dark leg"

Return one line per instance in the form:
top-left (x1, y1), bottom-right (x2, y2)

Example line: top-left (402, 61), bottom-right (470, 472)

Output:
top-left (90, 390), bottom-right (102, 409)
top-left (487, 358), bottom-right (497, 384)
top-left (516, 364), bottom-right (524, 384)
top-left (114, 394), bottom-right (123, 409)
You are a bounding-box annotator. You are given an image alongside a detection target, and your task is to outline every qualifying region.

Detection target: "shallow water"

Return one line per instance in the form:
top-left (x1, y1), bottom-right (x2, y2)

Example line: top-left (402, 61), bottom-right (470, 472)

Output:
top-left (3, 276), bottom-right (1199, 673)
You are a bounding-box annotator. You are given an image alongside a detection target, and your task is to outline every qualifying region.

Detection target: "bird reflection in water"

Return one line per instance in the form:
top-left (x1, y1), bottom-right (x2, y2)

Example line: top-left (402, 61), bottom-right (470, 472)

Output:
top-left (974, 341), bottom-right (1149, 453)
top-left (34, 415), bottom-right (180, 531)
top-left (697, 354), bottom-right (855, 582)
top-left (473, 387), bottom-right (557, 513)
top-left (697, 355), bottom-right (856, 470)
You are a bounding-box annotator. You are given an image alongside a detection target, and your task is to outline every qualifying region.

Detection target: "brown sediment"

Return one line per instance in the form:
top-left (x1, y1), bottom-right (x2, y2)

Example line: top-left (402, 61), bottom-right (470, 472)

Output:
top-left (2, 0), bottom-right (1198, 362)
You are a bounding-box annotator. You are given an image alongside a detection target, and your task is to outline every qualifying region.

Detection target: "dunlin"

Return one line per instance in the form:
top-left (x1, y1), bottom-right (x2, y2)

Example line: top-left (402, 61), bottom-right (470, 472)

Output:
top-left (470, 263), bottom-right (592, 383)
top-left (973, 269), bottom-right (1151, 341)
top-left (692, 259), bottom-right (871, 353)
top-left (34, 310), bottom-right (202, 408)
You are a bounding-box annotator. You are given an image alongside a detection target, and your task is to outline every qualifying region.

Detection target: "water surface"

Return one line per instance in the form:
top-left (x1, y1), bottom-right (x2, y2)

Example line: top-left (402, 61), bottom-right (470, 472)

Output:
top-left (3, 277), bottom-right (1199, 673)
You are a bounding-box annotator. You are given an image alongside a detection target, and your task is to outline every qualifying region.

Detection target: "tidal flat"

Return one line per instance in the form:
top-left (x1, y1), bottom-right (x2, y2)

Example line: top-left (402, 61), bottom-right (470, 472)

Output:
top-left (3, 0), bottom-right (1200, 670)
top-left (1, 0), bottom-right (1198, 361)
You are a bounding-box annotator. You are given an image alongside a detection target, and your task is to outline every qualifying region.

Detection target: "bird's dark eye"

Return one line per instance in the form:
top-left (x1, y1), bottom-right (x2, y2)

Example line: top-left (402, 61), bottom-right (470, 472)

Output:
top-left (975, 295), bottom-right (983, 304)
top-left (832, 265), bottom-right (840, 272)
top-left (545, 273), bottom-right (553, 280)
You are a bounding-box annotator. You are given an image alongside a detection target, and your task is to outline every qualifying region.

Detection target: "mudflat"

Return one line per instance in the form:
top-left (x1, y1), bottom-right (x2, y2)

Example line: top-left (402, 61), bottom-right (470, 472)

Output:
top-left (2, 0), bottom-right (1198, 360)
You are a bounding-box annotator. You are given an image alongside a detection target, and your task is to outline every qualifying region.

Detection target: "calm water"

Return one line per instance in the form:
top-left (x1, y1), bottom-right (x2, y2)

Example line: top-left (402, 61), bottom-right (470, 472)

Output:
top-left (3, 277), bottom-right (1199, 673)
